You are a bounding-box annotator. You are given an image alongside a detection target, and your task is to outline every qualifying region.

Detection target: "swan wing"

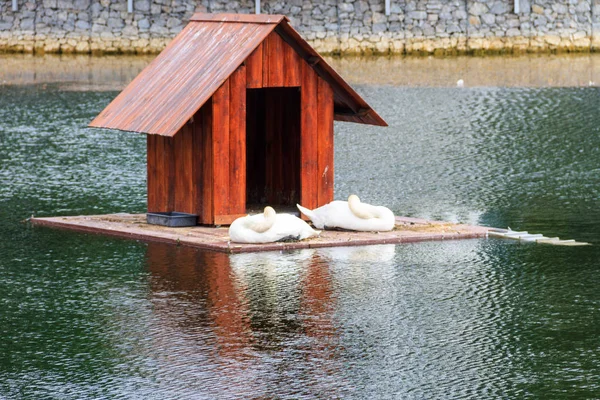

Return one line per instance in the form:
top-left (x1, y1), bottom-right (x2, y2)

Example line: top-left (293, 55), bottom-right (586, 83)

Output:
top-left (229, 216), bottom-right (265, 243)
top-left (326, 204), bottom-right (395, 231)
top-left (298, 202), bottom-right (343, 230)
top-left (272, 214), bottom-right (320, 240)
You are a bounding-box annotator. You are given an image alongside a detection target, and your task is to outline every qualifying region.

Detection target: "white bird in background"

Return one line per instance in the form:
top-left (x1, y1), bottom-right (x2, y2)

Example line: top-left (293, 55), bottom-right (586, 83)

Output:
top-left (297, 195), bottom-right (396, 232)
top-left (229, 206), bottom-right (320, 244)
top-left (456, 79), bottom-right (464, 87)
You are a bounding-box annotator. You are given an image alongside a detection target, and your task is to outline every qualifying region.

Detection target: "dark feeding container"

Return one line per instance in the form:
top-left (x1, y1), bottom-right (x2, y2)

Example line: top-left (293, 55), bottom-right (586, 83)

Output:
top-left (89, 13), bottom-right (387, 226)
top-left (146, 212), bottom-right (198, 227)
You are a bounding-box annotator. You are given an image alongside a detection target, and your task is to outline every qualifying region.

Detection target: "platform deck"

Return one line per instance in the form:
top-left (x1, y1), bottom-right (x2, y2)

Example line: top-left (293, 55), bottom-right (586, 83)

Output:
top-left (31, 213), bottom-right (491, 253)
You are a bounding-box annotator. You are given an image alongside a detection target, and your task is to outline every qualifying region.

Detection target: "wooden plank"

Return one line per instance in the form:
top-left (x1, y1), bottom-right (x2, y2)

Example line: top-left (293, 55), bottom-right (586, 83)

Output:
top-left (229, 66), bottom-right (247, 216)
top-left (154, 136), bottom-right (168, 211)
top-left (284, 88), bottom-right (301, 203)
top-left (173, 126), bottom-right (185, 212)
top-left (153, 135), bottom-right (162, 211)
top-left (214, 213), bottom-right (247, 226)
top-left (173, 123), bottom-right (194, 213)
top-left (182, 122), bottom-right (194, 213)
top-left (201, 101), bottom-right (214, 224)
top-left (31, 213), bottom-right (491, 254)
top-left (146, 134), bottom-right (157, 212)
top-left (191, 108), bottom-right (204, 224)
top-left (262, 35), bottom-right (269, 87)
top-left (299, 62), bottom-right (319, 210)
top-left (283, 38), bottom-right (302, 87)
top-left (246, 43), bottom-right (263, 88)
top-left (212, 80), bottom-right (231, 218)
top-left (265, 31), bottom-right (285, 87)
top-left (164, 135), bottom-right (176, 211)
top-left (316, 76), bottom-right (334, 206)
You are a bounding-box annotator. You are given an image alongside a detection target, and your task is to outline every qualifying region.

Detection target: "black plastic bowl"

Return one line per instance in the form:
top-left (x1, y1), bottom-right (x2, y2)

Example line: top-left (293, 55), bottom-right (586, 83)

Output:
top-left (146, 212), bottom-right (198, 227)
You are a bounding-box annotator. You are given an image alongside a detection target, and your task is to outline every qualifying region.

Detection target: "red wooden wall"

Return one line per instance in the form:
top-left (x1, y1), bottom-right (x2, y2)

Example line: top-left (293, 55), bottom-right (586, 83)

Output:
top-left (147, 30), bottom-right (334, 225)
top-left (147, 102), bottom-right (213, 223)
top-left (244, 31), bottom-right (335, 212)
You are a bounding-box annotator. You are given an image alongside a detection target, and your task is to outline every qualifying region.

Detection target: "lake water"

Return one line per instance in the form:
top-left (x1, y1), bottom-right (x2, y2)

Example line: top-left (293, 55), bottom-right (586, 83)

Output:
top-left (1, 54), bottom-right (599, 399)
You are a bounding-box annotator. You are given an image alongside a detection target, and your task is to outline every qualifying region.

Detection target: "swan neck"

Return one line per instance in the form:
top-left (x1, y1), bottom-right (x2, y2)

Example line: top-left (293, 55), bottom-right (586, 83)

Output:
top-left (244, 207), bottom-right (276, 233)
top-left (348, 196), bottom-right (376, 219)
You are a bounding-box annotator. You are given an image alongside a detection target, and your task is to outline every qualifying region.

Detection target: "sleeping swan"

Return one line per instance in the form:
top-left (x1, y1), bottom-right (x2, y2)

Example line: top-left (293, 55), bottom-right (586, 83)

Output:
top-left (297, 195), bottom-right (395, 232)
top-left (229, 206), bottom-right (320, 244)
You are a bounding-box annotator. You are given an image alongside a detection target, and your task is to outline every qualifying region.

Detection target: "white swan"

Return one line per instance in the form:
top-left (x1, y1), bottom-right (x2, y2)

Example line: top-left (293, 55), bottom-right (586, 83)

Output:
top-left (297, 195), bottom-right (396, 232)
top-left (229, 206), bottom-right (321, 244)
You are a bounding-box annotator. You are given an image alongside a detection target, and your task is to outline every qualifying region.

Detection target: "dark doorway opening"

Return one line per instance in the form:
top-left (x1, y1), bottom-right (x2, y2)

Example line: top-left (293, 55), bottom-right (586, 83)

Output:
top-left (246, 87), bottom-right (301, 210)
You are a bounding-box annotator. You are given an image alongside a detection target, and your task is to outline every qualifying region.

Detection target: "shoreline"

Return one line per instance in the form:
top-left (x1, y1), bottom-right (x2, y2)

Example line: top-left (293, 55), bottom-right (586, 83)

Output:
top-left (3, 52), bottom-right (600, 89)
top-left (2, 35), bottom-right (600, 57)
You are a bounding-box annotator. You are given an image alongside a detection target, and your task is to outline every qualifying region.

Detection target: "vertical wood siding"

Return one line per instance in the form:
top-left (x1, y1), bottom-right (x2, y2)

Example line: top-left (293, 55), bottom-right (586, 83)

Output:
top-left (299, 61), bottom-right (319, 211)
top-left (212, 80), bottom-right (231, 219)
top-left (147, 103), bottom-right (214, 224)
top-left (147, 30), bottom-right (335, 225)
top-left (200, 102), bottom-right (214, 224)
top-left (246, 43), bottom-right (263, 88)
top-left (228, 66), bottom-right (247, 218)
top-left (317, 77), bottom-right (334, 205)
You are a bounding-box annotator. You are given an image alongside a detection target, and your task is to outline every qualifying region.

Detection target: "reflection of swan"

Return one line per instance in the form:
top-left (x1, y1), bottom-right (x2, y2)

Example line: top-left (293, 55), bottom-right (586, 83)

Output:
top-left (228, 249), bottom-right (317, 316)
top-left (229, 248), bottom-right (316, 273)
top-left (317, 244), bottom-right (396, 263)
top-left (297, 195), bottom-right (395, 231)
top-left (229, 206), bottom-right (320, 244)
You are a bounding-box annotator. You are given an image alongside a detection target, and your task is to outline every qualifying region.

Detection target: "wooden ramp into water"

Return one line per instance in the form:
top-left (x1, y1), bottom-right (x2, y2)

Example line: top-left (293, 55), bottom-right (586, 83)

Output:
top-left (31, 214), bottom-right (490, 254)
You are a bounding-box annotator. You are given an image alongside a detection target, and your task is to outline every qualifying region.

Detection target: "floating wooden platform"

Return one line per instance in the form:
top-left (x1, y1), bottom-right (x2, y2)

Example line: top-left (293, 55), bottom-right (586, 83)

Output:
top-left (31, 213), bottom-right (490, 253)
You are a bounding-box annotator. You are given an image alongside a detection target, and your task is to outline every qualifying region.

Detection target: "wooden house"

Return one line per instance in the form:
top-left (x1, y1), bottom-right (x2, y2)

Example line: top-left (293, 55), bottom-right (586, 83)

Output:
top-left (90, 13), bottom-right (386, 225)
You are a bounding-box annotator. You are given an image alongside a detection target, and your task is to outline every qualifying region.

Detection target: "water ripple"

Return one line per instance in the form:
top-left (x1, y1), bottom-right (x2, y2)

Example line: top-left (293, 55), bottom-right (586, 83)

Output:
top-left (1, 82), bottom-right (599, 399)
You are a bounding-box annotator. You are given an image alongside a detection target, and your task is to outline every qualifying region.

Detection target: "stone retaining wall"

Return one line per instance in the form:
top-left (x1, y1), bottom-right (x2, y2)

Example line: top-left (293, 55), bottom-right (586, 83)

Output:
top-left (2, 0), bottom-right (600, 54)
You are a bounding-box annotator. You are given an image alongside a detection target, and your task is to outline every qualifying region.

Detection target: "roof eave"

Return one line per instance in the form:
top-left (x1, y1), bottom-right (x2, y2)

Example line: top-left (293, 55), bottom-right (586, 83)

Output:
top-left (275, 20), bottom-right (387, 127)
top-left (88, 14), bottom-right (386, 135)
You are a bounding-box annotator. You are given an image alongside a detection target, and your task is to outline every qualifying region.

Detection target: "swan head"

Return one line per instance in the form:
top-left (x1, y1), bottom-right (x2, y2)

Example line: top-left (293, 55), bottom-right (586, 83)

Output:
top-left (348, 194), bottom-right (361, 206)
top-left (263, 206), bottom-right (276, 220)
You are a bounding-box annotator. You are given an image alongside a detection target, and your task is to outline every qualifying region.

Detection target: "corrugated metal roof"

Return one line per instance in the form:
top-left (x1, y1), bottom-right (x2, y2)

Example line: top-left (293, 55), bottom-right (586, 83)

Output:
top-left (90, 13), bottom-right (386, 136)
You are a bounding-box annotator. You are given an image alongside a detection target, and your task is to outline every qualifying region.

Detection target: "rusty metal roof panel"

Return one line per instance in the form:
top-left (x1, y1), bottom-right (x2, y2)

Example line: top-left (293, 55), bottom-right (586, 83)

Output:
top-left (90, 13), bottom-right (386, 136)
top-left (89, 19), bottom-right (278, 136)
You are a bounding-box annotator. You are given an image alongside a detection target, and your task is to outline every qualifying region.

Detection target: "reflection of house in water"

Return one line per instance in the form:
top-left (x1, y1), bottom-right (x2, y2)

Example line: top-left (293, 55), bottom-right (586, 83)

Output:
top-left (144, 241), bottom-right (505, 397)
top-left (146, 243), bottom-right (398, 351)
top-left (146, 243), bottom-right (253, 359)
top-left (229, 249), bottom-right (339, 349)
top-left (144, 243), bottom-right (354, 397)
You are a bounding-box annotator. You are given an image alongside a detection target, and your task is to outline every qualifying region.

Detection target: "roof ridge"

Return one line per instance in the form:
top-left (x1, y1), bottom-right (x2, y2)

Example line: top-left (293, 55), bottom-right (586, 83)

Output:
top-left (190, 13), bottom-right (288, 24)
